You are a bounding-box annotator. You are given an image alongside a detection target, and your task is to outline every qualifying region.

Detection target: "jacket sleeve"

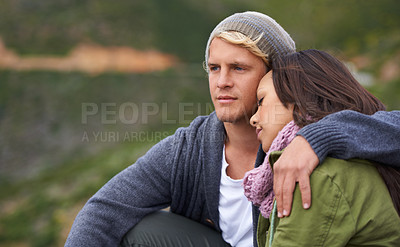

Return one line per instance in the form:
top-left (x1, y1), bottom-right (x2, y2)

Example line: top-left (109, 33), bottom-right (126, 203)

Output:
top-left (266, 169), bottom-right (355, 247)
top-left (297, 110), bottom-right (400, 167)
top-left (65, 134), bottom-right (178, 247)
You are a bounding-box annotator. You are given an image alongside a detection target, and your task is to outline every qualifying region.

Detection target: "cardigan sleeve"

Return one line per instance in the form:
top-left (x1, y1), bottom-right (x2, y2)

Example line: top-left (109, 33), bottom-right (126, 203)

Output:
top-left (65, 134), bottom-right (177, 247)
top-left (266, 169), bottom-right (355, 247)
top-left (297, 110), bottom-right (400, 167)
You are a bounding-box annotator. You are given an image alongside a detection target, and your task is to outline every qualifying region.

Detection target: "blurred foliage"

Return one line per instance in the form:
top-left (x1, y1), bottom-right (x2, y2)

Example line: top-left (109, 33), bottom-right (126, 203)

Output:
top-left (0, 0), bottom-right (399, 246)
top-left (368, 78), bottom-right (400, 111)
top-left (0, 68), bottom-right (211, 179)
top-left (0, 67), bottom-right (212, 246)
top-left (257, 0), bottom-right (400, 54)
top-left (0, 0), bottom-right (399, 63)
top-left (0, 0), bottom-right (251, 62)
top-left (0, 140), bottom-right (155, 246)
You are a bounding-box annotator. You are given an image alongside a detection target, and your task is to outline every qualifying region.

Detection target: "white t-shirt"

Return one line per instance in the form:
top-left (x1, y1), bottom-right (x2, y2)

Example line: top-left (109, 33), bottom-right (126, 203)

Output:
top-left (218, 146), bottom-right (253, 247)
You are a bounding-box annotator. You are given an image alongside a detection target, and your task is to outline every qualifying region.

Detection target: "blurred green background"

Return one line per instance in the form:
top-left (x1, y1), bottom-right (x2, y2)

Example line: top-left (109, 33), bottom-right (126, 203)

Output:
top-left (0, 0), bottom-right (399, 246)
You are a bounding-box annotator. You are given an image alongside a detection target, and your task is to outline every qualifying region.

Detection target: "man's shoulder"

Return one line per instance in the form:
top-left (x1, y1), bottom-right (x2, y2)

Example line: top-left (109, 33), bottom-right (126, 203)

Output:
top-left (187, 112), bottom-right (221, 129)
top-left (175, 112), bottom-right (224, 140)
top-left (148, 112), bottom-right (224, 152)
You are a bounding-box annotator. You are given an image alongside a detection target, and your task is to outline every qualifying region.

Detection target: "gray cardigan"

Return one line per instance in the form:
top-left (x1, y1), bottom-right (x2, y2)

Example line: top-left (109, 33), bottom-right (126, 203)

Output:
top-left (65, 110), bottom-right (400, 247)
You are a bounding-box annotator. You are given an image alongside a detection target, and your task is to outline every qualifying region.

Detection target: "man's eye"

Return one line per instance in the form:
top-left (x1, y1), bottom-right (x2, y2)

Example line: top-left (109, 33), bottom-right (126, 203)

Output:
top-left (235, 66), bottom-right (244, 71)
top-left (257, 97), bottom-right (264, 106)
top-left (209, 66), bottom-right (219, 72)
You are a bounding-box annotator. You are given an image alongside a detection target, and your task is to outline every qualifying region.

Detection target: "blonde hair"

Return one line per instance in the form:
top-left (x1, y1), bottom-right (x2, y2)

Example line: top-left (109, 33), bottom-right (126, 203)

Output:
top-left (204, 31), bottom-right (270, 73)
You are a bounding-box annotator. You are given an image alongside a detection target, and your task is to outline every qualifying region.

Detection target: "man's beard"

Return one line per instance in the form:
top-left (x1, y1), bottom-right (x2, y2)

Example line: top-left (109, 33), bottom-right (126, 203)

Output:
top-left (216, 106), bottom-right (256, 124)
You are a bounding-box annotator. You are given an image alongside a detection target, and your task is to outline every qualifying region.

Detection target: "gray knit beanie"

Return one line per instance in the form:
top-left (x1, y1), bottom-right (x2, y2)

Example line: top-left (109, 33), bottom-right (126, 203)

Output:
top-left (205, 11), bottom-right (296, 66)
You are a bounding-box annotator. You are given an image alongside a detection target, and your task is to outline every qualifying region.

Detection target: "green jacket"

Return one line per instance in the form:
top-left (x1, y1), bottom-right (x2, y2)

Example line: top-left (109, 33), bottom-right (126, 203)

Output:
top-left (258, 152), bottom-right (400, 247)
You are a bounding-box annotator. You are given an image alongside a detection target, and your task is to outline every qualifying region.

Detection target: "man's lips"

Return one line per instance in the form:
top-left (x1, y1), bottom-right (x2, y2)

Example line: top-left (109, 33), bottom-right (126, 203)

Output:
top-left (217, 95), bottom-right (237, 103)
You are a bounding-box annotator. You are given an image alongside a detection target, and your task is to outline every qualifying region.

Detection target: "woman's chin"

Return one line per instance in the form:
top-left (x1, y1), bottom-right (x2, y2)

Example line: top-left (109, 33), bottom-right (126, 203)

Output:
top-left (261, 140), bottom-right (273, 153)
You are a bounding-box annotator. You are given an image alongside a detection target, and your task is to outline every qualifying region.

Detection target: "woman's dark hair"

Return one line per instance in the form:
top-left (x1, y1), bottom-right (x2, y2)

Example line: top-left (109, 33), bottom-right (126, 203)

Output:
top-left (272, 49), bottom-right (385, 126)
top-left (272, 49), bottom-right (399, 216)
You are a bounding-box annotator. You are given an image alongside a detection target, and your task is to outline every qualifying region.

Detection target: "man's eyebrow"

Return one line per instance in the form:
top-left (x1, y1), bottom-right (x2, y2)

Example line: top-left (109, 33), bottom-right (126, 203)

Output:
top-left (230, 62), bottom-right (251, 67)
top-left (207, 62), bottom-right (251, 68)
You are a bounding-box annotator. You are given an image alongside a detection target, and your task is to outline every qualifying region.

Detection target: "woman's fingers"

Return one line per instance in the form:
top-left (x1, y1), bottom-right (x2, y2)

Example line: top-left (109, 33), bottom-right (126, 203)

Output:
top-left (273, 136), bottom-right (318, 217)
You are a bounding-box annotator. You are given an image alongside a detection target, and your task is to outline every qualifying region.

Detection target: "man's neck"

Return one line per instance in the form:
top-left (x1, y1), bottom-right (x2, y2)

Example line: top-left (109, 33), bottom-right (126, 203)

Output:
top-left (224, 121), bottom-right (259, 151)
top-left (223, 120), bottom-right (260, 179)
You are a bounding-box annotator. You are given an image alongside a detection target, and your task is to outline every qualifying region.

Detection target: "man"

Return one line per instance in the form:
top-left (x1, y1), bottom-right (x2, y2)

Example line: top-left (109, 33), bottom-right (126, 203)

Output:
top-left (65, 12), bottom-right (400, 247)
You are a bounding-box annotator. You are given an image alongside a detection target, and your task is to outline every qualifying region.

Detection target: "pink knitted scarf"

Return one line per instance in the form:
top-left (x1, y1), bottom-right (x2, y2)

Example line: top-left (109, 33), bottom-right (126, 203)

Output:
top-left (243, 120), bottom-right (300, 218)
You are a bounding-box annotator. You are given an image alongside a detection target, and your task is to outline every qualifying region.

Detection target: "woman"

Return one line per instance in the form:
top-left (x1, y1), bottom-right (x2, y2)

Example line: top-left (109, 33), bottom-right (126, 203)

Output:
top-left (243, 49), bottom-right (400, 246)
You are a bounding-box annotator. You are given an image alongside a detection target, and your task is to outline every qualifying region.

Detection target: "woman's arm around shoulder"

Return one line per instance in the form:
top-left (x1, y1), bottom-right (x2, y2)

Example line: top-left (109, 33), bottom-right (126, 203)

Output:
top-left (297, 110), bottom-right (400, 166)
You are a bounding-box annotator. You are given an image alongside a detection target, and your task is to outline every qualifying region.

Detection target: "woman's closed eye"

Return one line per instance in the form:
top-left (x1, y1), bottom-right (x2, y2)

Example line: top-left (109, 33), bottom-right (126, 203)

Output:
top-left (257, 97), bottom-right (264, 106)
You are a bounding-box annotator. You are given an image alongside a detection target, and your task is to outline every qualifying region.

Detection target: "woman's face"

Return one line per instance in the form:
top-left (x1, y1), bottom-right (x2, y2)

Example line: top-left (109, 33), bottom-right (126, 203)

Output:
top-left (250, 71), bottom-right (294, 152)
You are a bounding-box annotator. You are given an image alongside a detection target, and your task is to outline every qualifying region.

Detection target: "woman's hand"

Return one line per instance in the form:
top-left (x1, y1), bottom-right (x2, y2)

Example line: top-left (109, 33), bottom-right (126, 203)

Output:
top-left (273, 136), bottom-right (319, 217)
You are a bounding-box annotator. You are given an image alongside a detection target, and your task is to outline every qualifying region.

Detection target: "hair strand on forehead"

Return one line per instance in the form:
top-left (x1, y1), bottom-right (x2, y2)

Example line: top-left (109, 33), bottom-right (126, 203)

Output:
top-left (218, 31), bottom-right (270, 68)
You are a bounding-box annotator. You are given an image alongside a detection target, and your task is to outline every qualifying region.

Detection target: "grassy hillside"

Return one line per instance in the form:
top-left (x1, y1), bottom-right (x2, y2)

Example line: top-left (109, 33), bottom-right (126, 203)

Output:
top-left (0, 66), bottom-right (213, 246)
top-left (0, 140), bottom-right (155, 246)
top-left (0, 0), bottom-right (251, 62)
top-left (0, 67), bottom-right (212, 179)
top-left (1, 0), bottom-right (399, 62)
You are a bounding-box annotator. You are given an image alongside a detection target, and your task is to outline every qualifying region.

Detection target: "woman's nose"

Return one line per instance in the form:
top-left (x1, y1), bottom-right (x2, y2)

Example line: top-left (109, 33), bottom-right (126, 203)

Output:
top-left (250, 111), bottom-right (259, 127)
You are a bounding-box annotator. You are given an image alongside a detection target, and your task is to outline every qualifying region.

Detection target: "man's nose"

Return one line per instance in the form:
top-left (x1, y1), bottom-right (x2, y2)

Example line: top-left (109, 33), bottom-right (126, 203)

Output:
top-left (217, 69), bottom-right (233, 88)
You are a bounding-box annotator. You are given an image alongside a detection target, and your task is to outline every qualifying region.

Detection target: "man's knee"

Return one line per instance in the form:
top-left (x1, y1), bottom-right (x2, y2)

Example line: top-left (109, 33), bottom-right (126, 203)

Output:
top-left (121, 211), bottom-right (231, 247)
